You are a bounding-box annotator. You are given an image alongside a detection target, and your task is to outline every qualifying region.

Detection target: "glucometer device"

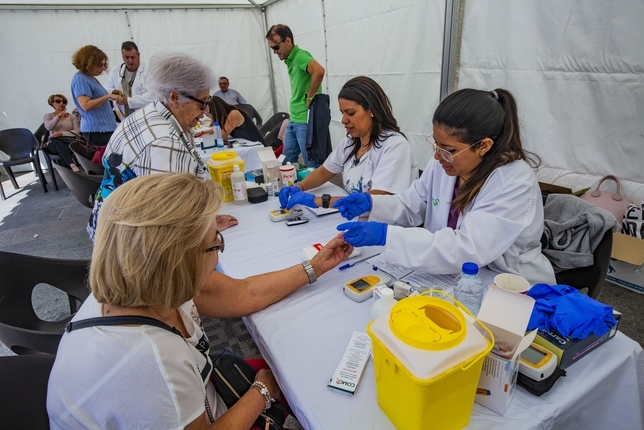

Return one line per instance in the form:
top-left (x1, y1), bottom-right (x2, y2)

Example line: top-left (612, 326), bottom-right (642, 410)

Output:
top-left (519, 342), bottom-right (557, 381)
top-left (286, 217), bottom-right (309, 226)
top-left (344, 272), bottom-right (392, 302)
top-left (269, 208), bottom-right (303, 222)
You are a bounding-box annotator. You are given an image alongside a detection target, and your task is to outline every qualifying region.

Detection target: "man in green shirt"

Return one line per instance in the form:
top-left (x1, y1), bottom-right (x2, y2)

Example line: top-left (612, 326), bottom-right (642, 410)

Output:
top-left (266, 24), bottom-right (325, 167)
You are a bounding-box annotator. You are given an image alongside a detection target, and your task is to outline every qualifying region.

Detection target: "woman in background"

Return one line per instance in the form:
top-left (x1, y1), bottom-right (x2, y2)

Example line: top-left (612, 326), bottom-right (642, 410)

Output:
top-left (43, 94), bottom-right (80, 172)
top-left (195, 96), bottom-right (265, 145)
top-left (70, 45), bottom-right (122, 146)
top-left (279, 76), bottom-right (417, 210)
top-left (334, 88), bottom-right (556, 286)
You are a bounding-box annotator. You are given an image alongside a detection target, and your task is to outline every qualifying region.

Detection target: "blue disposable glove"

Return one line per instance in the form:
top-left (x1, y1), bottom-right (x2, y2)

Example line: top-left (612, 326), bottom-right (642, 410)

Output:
top-left (333, 193), bottom-right (372, 220)
top-left (279, 185), bottom-right (302, 208)
top-left (337, 221), bottom-right (387, 247)
top-left (284, 191), bottom-right (316, 209)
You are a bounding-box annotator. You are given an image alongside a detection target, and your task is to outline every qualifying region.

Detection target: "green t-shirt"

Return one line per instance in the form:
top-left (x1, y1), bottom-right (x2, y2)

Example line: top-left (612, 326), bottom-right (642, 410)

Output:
top-left (285, 45), bottom-right (322, 123)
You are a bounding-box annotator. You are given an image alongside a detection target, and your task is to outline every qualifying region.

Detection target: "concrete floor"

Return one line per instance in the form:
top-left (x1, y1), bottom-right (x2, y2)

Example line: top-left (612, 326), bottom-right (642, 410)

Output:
top-left (1, 168), bottom-right (643, 358)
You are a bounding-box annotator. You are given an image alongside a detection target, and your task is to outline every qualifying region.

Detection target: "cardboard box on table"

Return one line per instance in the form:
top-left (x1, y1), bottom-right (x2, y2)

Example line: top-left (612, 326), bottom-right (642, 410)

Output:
top-left (606, 233), bottom-right (644, 294)
top-left (257, 147), bottom-right (285, 190)
top-left (475, 286), bottom-right (536, 415)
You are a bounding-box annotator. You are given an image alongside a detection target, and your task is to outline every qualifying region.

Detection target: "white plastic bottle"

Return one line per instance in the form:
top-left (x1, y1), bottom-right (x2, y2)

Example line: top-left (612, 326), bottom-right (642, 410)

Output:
top-left (370, 287), bottom-right (396, 320)
top-left (231, 165), bottom-right (248, 205)
top-left (453, 262), bottom-right (485, 316)
top-left (213, 121), bottom-right (225, 149)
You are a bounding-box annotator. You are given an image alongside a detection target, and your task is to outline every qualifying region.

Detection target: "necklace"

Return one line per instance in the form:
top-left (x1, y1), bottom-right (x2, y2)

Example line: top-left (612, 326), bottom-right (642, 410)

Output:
top-left (353, 143), bottom-right (371, 166)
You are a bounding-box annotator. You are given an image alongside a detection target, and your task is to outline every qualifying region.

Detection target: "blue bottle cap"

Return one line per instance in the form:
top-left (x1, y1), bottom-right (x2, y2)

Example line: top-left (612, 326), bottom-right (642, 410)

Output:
top-left (462, 262), bottom-right (479, 275)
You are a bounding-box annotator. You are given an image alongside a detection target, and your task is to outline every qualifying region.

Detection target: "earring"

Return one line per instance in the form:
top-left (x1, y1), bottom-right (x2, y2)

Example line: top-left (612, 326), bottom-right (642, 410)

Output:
top-left (370, 113), bottom-right (374, 118)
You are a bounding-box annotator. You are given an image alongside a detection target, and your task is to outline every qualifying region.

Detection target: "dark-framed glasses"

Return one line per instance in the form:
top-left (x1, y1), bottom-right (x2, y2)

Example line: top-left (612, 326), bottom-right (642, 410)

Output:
top-left (425, 134), bottom-right (484, 163)
top-left (205, 231), bottom-right (225, 253)
top-left (53, 99), bottom-right (67, 104)
top-left (181, 93), bottom-right (212, 110)
top-left (270, 40), bottom-right (283, 51)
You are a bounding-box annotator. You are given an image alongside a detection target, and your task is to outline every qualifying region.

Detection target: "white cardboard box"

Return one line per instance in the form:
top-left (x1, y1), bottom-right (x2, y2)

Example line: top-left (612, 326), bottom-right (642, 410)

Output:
top-left (257, 147), bottom-right (284, 188)
top-left (606, 232), bottom-right (644, 294)
top-left (475, 286), bottom-right (536, 415)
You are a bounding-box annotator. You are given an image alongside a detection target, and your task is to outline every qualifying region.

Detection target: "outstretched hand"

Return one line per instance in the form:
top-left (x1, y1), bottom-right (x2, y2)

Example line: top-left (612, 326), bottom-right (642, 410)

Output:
top-left (333, 193), bottom-right (372, 220)
top-left (279, 185), bottom-right (302, 208)
top-left (216, 214), bottom-right (239, 231)
top-left (310, 233), bottom-right (354, 274)
top-left (284, 191), bottom-right (316, 209)
top-left (337, 221), bottom-right (387, 247)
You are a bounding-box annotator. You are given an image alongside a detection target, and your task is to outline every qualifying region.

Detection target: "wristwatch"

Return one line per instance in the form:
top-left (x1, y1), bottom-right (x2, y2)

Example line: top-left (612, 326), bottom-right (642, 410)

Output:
top-left (322, 194), bottom-right (331, 209)
top-left (302, 260), bottom-right (317, 284)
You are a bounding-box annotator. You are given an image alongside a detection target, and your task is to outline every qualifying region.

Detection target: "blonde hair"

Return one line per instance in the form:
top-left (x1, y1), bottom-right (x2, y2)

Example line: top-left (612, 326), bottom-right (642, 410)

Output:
top-left (90, 173), bottom-right (223, 309)
top-left (47, 94), bottom-right (67, 107)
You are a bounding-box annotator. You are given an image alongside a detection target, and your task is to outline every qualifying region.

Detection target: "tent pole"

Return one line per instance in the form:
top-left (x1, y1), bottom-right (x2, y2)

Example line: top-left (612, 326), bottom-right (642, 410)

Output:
top-left (440, 0), bottom-right (465, 101)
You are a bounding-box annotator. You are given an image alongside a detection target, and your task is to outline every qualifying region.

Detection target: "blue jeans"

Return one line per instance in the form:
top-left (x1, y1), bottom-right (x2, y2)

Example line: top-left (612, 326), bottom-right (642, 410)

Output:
top-left (283, 121), bottom-right (318, 168)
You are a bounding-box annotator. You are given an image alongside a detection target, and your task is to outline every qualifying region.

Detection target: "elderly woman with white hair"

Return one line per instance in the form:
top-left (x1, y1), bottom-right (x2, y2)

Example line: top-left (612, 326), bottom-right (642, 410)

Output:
top-left (87, 51), bottom-right (237, 241)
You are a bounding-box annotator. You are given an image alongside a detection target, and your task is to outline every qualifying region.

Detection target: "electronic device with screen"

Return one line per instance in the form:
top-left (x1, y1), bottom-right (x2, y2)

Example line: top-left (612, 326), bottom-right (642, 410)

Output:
top-left (519, 342), bottom-right (557, 381)
top-left (269, 208), bottom-right (303, 222)
top-left (286, 217), bottom-right (309, 226)
top-left (344, 273), bottom-right (392, 302)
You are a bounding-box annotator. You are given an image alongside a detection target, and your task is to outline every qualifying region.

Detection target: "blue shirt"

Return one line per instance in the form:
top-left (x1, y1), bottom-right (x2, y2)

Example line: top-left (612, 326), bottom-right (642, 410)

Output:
top-left (71, 72), bottom-right (117, 133)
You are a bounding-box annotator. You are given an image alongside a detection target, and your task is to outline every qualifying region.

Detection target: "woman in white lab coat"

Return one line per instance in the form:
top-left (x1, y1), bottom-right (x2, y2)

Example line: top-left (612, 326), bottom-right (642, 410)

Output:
top-left (333, 88), bottom-right (556, 285)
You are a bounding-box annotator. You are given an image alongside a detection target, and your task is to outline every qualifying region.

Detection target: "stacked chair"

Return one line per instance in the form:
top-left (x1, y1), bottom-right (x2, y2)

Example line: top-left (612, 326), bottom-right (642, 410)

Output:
top-left (0, 128), bottom-right (48, 199)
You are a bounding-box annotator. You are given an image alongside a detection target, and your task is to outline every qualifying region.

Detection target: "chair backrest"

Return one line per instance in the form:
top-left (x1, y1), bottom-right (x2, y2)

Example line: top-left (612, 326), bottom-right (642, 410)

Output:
top-left (0, 251), bottom-right (90, 355)
top-left (259, 112), bottom-right (290, 136)
top-left (34, 123), bottom-right (50, 147)
top-left (0, 354), bottom-right (55, 429)
top-left (68, 141), bottom-right (105, 175)
top-left (52, 164), bottom-right (102, 208)
top-left (0, 128), bottom-right (39, 160)
top-left (264, 124), bottom-right (284, 151)
top-left (237, 103), bottom-right (263, 127)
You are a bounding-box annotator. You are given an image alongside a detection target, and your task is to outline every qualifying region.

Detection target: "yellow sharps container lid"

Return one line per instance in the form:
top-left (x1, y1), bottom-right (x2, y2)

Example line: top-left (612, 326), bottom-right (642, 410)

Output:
top-left (389, 296), bottom-right (466, 350)
top-left (210, 151), bottom-right (239, 161)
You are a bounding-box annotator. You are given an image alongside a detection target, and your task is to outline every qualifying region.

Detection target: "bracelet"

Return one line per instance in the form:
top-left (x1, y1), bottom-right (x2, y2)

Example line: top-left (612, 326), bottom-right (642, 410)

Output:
top-left (302, 260), bottom-right (317, 284)
top-left (306, 96), bottom-right (314, 102)
top-left (250, 381), bottom-right (274, 411)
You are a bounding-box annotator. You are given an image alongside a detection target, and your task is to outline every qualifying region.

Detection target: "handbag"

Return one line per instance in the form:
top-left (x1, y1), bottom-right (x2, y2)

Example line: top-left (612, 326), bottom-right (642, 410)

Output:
top-left (70, 132), bottom-right (107, 164)
top-left (580, 175), bottom-right (630, 227)
top-left (210, 349), bottom-right (288, 430)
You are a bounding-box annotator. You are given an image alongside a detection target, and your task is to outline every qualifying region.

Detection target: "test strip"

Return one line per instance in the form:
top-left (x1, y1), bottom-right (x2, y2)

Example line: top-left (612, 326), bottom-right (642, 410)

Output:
top-left (327, 331), bottom-right (371, 396)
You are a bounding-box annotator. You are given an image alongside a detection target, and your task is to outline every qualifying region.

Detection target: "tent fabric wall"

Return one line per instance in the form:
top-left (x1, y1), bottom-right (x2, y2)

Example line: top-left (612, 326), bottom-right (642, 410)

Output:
top-left (458, 0), bottom-right (644, 202)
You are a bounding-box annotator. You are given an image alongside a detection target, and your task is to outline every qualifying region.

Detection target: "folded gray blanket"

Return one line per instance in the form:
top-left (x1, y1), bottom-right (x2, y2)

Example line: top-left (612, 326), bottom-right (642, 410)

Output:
top-left (543, 194), bottom-right (617, 272)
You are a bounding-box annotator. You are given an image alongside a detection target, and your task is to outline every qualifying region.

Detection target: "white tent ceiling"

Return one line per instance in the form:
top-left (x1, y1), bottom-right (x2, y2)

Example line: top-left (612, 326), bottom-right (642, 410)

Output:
top-left (1, 0), bottom-right (642, 202)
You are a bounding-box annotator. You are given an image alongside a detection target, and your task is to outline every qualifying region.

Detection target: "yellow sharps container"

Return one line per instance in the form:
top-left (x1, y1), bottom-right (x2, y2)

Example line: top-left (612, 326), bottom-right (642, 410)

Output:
top-left (206, 151), bottom-right (245, 202)
top-left (367, 294), bottom-right (493, 430)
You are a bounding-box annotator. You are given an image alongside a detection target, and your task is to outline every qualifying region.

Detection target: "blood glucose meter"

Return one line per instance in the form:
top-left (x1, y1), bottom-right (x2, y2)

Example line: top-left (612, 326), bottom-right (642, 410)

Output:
top-left (344, 272), bottom-right (392, 302)
top-left (519, 342), bottom-right (557, 381)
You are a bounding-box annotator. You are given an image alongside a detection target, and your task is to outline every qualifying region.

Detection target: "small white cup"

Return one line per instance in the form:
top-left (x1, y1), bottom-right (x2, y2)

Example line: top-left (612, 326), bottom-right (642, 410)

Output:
top-left (494, 273), bottom-right (530, 294)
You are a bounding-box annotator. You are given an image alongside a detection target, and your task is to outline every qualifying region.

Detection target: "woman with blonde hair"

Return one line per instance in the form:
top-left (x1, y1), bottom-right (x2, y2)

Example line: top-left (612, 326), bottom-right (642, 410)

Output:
top-left (70, 45), bottom-right (123, 146)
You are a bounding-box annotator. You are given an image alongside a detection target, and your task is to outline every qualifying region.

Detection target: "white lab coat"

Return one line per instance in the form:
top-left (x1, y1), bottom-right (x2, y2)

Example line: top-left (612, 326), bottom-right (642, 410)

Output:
top-left (370, 158), bottom-right (556, 286)
top-left (103, 62), bottom-right (154, 110)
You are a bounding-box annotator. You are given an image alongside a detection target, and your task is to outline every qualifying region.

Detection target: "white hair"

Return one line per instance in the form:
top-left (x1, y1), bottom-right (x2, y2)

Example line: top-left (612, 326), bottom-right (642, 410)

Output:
top-left (146, 52), bottom-right (216, 103)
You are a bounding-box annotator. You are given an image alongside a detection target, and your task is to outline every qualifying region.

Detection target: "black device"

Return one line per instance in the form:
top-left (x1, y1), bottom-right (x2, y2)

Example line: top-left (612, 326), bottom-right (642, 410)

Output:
top-left (286, 217), bottom-right (309, 226)
top-left (322, 194), bottom-right (331, 209)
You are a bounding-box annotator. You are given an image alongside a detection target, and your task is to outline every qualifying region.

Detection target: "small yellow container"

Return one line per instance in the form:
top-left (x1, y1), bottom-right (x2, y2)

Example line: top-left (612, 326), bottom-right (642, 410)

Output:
top-left (206, 152), bottom-right (245, 202)
top-left (367, 294), bottom-right (493, 430)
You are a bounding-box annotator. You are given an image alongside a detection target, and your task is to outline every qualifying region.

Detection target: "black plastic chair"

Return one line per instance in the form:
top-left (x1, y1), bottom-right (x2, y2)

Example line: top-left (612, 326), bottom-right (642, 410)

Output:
top-left (258, 112), bottom-right (289, 136)
top-left (52, 164), bottom-right (102, 209)
top-left (0, 251), bottom-right (90, 355)
top-left (264, 124), bottom-right (284, 151)
top-left (237, 103), bottom-right (263, 127)
top-left (0, 128), bottom-right (48, 200)
top-left (34, 123), bottom-right (60, 191)
top-left (0, 354), bottom-right (55, 429)
top-left (69, 141), bottom-right (105, 176)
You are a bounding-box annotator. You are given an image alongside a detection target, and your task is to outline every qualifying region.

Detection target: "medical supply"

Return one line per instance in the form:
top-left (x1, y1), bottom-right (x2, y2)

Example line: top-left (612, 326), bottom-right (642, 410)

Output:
top-left (494, 273), bottom-right (530, 294)
top-left (247, 186), bottom-right (268, 203)
top-left (245, 168), bottom-right (264, 184)
top-left (518, 342), bottom-right (557, 381)
top-left (201, 133), bottom-right (216, 151)
top-left (213, 121), bottom-right (224, 149)
top-left (453, 262), bottom-right (485, 316)
top-left (370, 287), bottom-right (395, 320)
top-left (206, 152), bottom-right (245, 202)
top-left (269, 178), bottom-right (279, 196)
top-left (231, 165), bottom-right (248, 205)
top-left (338, 253), bottom-right (381, 271)
top-left (327, 331), bottom-right (371, 396)
top-left (300, 242), bottom-right (361, 261)
top-left (367, 294), bottom-right (493, 430)
top-left (344, 272), bottom-right (391, 302)
top-left (279, 163), bottom-right (296, 187)
top-left (285, 216), bottom-right (309, 226)
top-left (269, 208), bottom-right (303, 222)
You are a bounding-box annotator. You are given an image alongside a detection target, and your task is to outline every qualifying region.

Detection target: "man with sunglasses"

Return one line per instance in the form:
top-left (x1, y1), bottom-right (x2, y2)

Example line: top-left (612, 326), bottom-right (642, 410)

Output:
top-left (266, 24), bottom-right (326, 167)
top-left (104, 41), bottom-right (154, 117)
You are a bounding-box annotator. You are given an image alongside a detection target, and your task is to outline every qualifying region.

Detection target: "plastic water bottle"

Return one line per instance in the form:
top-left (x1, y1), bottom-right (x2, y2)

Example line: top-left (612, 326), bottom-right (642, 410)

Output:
top-left (213, 121), bottom-right (224, 149)
top-left (231, 165), bottom-right (248, 205)
top-left (453, 262), bottom-right (485, 317)
top-left (370, 287), bottom-right (396, 320)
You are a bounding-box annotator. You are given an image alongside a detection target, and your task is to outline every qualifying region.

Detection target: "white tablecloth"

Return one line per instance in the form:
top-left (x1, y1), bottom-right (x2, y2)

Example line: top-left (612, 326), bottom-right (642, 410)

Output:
top-left (197, 138), bottom-right (264, 171)
top-left (217, 183), bottom-right (644, 430)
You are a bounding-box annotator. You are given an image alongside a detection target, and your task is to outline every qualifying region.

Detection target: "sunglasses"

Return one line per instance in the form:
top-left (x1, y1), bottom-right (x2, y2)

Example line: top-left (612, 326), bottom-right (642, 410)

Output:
top-left (426, 134), bottom-right (485, 163)
top-left (181, 93), bottom-right (211, 110)
top-left (270, 40), bottom-right (283, 51)
top-left (53, 99), bottom-right (67, 104)
top-left (205, 231), bottom-right (225, 253)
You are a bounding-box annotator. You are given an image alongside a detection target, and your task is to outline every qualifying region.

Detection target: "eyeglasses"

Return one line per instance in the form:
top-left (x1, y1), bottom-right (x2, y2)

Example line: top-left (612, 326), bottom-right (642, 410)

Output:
top-left (181, 93), bottom-right (211, 110)
top-left (270, 40), bottom-right (283, 51)
top-left (426, 134), bottom-right (485, 163)
top-left (99, 62), bottom-right (107, 67)
top-left (53, 99), bottom-right (67, 104)
top-left (205, 231), bottom-right (225, 254)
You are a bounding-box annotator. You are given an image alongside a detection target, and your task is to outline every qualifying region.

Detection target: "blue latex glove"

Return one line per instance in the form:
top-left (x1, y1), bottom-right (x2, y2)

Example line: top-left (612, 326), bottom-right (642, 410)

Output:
top-left (284, 191), bottom-right (316, 209)
top-left (333, 193), bottom-right (372, 220)
top-left (337, 221), bottom-right (387, 247)
top-left (279, 185), bottom-right (302, 208)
